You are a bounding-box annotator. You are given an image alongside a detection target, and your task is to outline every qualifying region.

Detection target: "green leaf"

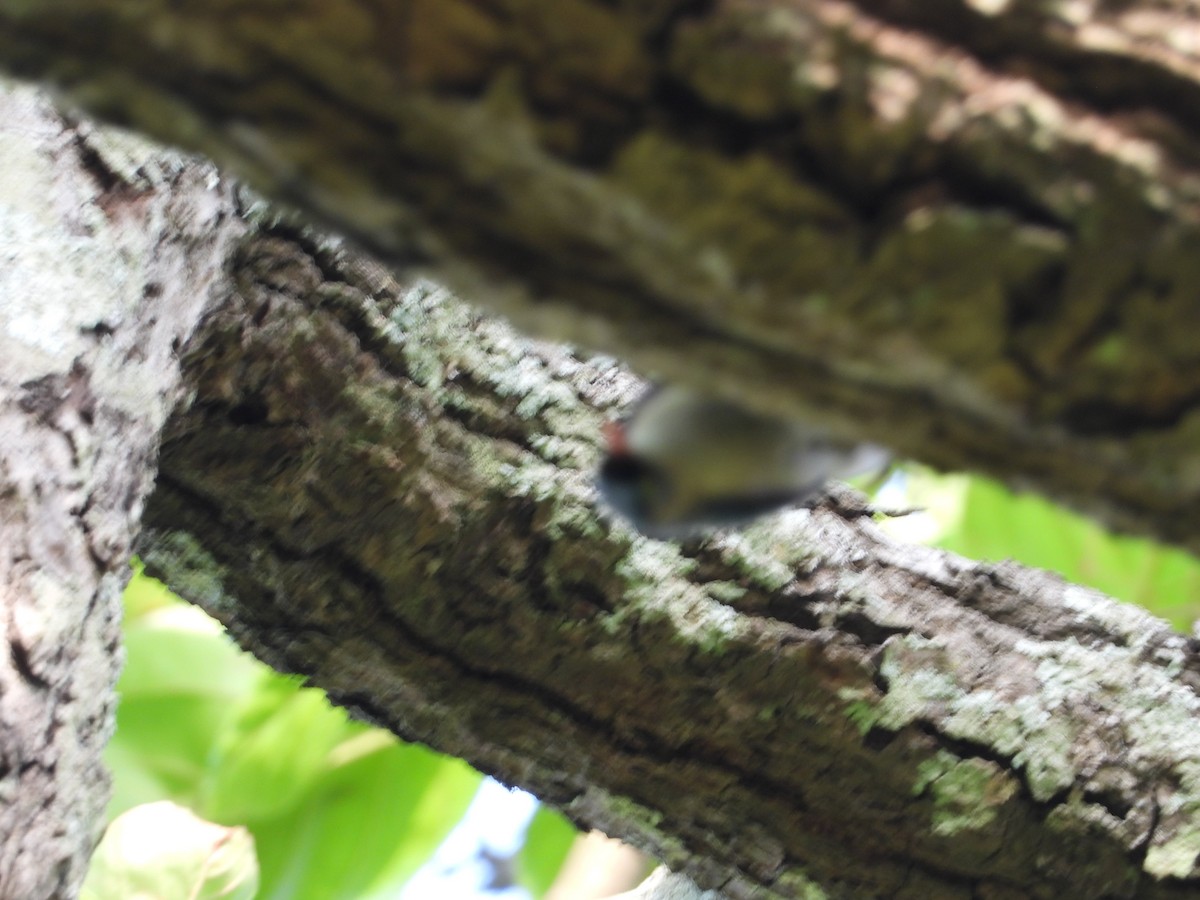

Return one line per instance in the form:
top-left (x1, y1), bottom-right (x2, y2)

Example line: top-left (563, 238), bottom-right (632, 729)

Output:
top-left (515, 805), bottom-right (578, 897)
top-left (251, 740), bottom-right (482, 900)
top-left (107, 695), bottom-right (232, 816)
top-left (109, 569), bottom-right (482, 900)
top-left (80, 801), bottom-right (258, 900)
top-left (202, 675), bottom-right (356, 823)
top-left (105, 573), bottom-right (263, 818)
top-left (119, 607), bottom-right (260, 701)
top-left (122, 562), bottom-right (179, 620)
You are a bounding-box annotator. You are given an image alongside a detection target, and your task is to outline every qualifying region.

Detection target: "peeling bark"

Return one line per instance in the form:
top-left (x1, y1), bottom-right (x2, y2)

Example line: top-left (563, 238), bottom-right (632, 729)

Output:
top-left (1, 1), bottom-right (1199, 551)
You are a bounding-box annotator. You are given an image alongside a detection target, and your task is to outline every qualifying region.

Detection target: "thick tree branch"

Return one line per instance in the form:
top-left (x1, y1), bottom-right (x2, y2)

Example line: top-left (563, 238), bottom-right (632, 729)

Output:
top-left (130, 220), bottom-right (1200, 898)
top-left (2, 1), bottom-right (1200, 550)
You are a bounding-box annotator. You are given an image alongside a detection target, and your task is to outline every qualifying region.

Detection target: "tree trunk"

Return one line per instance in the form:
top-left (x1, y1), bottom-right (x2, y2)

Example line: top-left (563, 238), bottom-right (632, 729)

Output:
top-left (0, 83), bottom-right (244, 898)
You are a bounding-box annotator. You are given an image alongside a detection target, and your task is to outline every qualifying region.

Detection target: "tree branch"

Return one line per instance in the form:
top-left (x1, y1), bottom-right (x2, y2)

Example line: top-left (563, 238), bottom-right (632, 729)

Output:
top-left (134, 220), bottom-right (1200, 897)
top-left (2, 0), bottom-right (1200, 550)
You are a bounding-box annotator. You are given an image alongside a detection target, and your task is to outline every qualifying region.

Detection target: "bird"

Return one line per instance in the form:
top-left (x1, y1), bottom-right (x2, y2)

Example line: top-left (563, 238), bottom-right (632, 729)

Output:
top-left (596, 385), bottom-right (888, 539)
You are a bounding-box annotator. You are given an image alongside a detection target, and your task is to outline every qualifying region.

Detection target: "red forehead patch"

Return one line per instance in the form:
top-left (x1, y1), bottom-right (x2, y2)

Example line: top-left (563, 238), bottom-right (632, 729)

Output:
top-left (602, 420), bottom-right (629, 455)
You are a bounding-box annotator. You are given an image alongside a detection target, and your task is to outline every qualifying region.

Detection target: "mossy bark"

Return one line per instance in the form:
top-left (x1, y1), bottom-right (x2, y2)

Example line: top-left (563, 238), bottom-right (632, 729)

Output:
top-left (132, 221), bottom-right (1200, 898)
top-left (1, 0), bottom-right (1199, 550)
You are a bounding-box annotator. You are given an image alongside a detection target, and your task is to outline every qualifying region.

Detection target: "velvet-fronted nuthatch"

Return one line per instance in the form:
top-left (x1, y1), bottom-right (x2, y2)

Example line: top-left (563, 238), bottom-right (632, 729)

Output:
top-left (597, 385), bottom-right (888, 538)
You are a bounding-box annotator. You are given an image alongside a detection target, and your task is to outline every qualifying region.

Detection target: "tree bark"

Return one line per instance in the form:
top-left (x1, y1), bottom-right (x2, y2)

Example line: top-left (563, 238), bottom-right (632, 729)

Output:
top-left (125, 215), bottom-right (1200, 899)
top-left (1, 69), bottom-right (1198, 898)
top-left (3, 3), bottom-right (1200, 898)
top-left (2, 0), bottom-right (1199, 551)
top-left (0, 83), bottom-right (244, 898)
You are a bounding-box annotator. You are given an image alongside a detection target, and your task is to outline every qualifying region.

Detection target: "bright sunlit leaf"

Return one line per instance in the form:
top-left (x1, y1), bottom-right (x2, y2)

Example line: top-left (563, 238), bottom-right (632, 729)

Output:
top-left (81, 801), bottom-right (258, 900)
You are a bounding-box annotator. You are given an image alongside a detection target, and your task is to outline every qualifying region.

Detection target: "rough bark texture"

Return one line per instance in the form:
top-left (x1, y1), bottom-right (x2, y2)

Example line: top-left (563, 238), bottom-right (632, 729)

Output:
top-left (2, 0), bottom-right (1200, 553)
top-left (0, 84), bottom-right (244, 898)
top-left (5, 3), bottom-right (1200, 898)
top-left (130, 222), bottom-right (1200, 899)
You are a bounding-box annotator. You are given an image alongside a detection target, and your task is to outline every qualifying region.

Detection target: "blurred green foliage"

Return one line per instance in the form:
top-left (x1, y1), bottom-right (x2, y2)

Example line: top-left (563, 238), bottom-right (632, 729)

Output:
top-left (98, 567), bottom-right (575, 899)
top-left (516, 806), bottom-right (581, 897)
